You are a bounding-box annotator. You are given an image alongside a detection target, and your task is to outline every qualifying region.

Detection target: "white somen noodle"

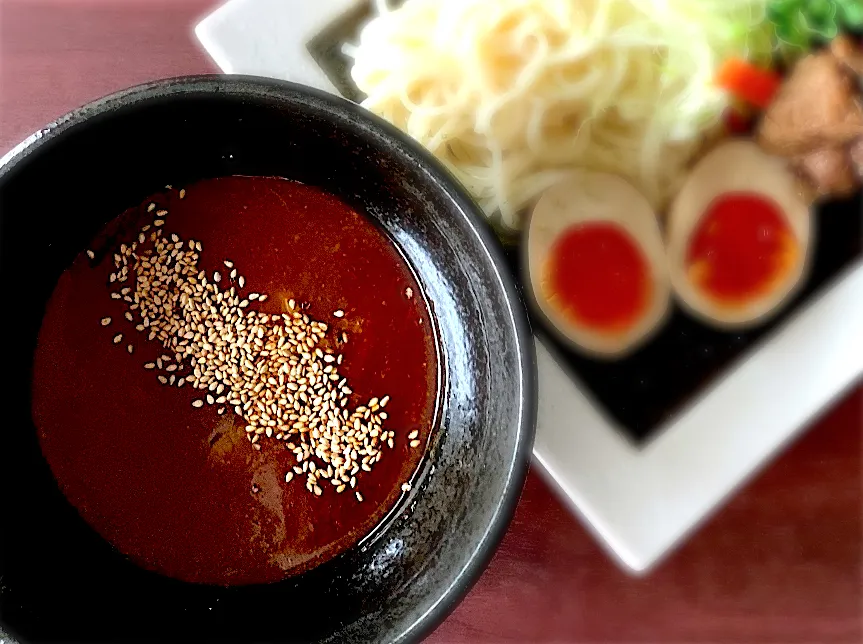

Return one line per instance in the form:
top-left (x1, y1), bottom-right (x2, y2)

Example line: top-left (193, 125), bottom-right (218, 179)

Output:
top-left (348, 0), bottom-right (770, 230)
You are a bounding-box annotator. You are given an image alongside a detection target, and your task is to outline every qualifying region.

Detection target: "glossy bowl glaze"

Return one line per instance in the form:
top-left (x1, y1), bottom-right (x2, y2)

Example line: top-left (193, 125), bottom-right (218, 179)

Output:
top-left (0, 76), bottom-right (536, 644)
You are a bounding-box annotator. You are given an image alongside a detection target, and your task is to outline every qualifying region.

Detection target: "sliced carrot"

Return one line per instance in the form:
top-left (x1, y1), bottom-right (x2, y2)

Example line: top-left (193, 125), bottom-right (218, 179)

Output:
top-left (715, 58), bottom-right (782, 110)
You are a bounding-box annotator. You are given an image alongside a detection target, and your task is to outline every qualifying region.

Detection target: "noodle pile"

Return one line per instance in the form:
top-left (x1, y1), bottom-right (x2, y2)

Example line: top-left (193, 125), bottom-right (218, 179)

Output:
top-left (348, 0), bottom-right (771, 230)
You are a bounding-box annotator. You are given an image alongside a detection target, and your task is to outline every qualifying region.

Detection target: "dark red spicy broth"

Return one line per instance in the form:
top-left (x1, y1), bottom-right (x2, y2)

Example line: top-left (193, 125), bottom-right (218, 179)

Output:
top-left (32, 176), bottom-right (439, 585)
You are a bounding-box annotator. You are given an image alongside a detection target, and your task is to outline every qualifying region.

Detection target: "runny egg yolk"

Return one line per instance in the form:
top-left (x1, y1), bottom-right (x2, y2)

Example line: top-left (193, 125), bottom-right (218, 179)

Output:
top-left (686, 193), bottom-right (798, 307)
top-left (542, 222), bottom-right (651, 333)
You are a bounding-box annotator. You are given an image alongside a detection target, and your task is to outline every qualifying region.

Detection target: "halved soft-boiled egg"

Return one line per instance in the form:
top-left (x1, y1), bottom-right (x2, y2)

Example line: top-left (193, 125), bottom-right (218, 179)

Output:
top-left (667, 140), bottom-right (812, 329)
top-left (526, 172), bottom-right (671, 358)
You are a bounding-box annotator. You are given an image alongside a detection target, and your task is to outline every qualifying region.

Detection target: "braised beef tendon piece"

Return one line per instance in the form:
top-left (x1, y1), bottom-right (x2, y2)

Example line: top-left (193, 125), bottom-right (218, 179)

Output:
top-left (757, 40), bottom-right (863, 200)
top-left (831, 34), bottom-right (863, 78)
top-left (796, 146), bottom-right (859, 198)
top-left (757, 52), bottom-right (863, 157)
top-left (848, 136), bottom-right (863, 176)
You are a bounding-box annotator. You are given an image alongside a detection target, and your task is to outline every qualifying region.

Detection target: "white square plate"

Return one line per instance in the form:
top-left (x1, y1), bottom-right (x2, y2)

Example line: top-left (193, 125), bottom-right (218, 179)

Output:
top-left (195, 0), bottom-right (863, 573)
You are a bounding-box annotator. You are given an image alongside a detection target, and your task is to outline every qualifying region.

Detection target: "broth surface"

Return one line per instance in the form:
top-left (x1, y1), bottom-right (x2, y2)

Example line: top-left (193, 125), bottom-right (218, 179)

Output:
top-left (32, 176), bottom-right (438, 585)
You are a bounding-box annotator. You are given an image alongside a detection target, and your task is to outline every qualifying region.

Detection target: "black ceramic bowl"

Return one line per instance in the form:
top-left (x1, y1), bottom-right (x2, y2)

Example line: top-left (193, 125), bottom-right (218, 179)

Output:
top-left (0, 76), bottom-right (536, 643)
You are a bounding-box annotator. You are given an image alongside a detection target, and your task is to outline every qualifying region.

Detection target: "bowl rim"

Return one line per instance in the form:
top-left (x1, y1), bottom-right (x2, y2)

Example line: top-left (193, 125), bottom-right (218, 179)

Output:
top-left (0, 74), bottom-right (538, 644)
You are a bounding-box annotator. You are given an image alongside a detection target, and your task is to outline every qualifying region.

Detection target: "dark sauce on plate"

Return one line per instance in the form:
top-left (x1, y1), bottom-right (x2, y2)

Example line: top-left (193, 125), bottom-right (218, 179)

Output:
top-left (32, 176), bottom-right (439, 585)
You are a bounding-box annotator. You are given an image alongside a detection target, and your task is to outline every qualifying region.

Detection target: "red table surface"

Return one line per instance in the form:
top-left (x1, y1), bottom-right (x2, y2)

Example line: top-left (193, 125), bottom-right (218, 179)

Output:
top-left (1, 1), bottom-right (861, 642)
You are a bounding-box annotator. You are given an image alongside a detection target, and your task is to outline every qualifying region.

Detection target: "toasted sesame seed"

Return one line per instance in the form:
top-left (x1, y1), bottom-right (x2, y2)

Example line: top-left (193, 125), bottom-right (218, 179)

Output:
top-left (333, 310), bottom-right (344, 318)
top-left (86, 249), bottom-right (96, 259)
top-left (147, 203), bottom-right (156, 212)
top-left (224, 260), bottom-right (233, 268)
top-left (410, 440), bottom-right (421, 448)
top-left (401, 483), bottom-right (411, 492)
top-left (355, 491), bottom-right (363, 502)
top-left (112, 333), bottom-right (123, 344)
top-left (408, 430), bottom-right (418, 440)
top-left (154, 219), bottom-right (165, 227)
top-left (99, 222), bottom-right (399, 499)
top-left (179, 189), bottom-right (186, 199)
top-left (405, 287), bottom-right (413, 298)
top-left (127, 344), bottom-right (134, 354)
top-left (214, 272), bottom-right (221, 282)
top-left (100, 317), bottom-right (112, 326)
top-left (156, 210), bottom-right (168, 217)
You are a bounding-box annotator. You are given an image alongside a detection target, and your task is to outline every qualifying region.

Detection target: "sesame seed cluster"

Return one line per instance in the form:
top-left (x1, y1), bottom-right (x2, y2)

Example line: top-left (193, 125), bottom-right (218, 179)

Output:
top-left (90, 188), bottom-right (418, 501)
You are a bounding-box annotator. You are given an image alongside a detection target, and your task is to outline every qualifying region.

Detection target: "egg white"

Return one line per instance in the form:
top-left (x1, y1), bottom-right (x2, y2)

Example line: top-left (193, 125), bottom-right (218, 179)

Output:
top-left (667, 140), bottom-right (813, 329)
top-left (525, 171), bottom-right (671, 358)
